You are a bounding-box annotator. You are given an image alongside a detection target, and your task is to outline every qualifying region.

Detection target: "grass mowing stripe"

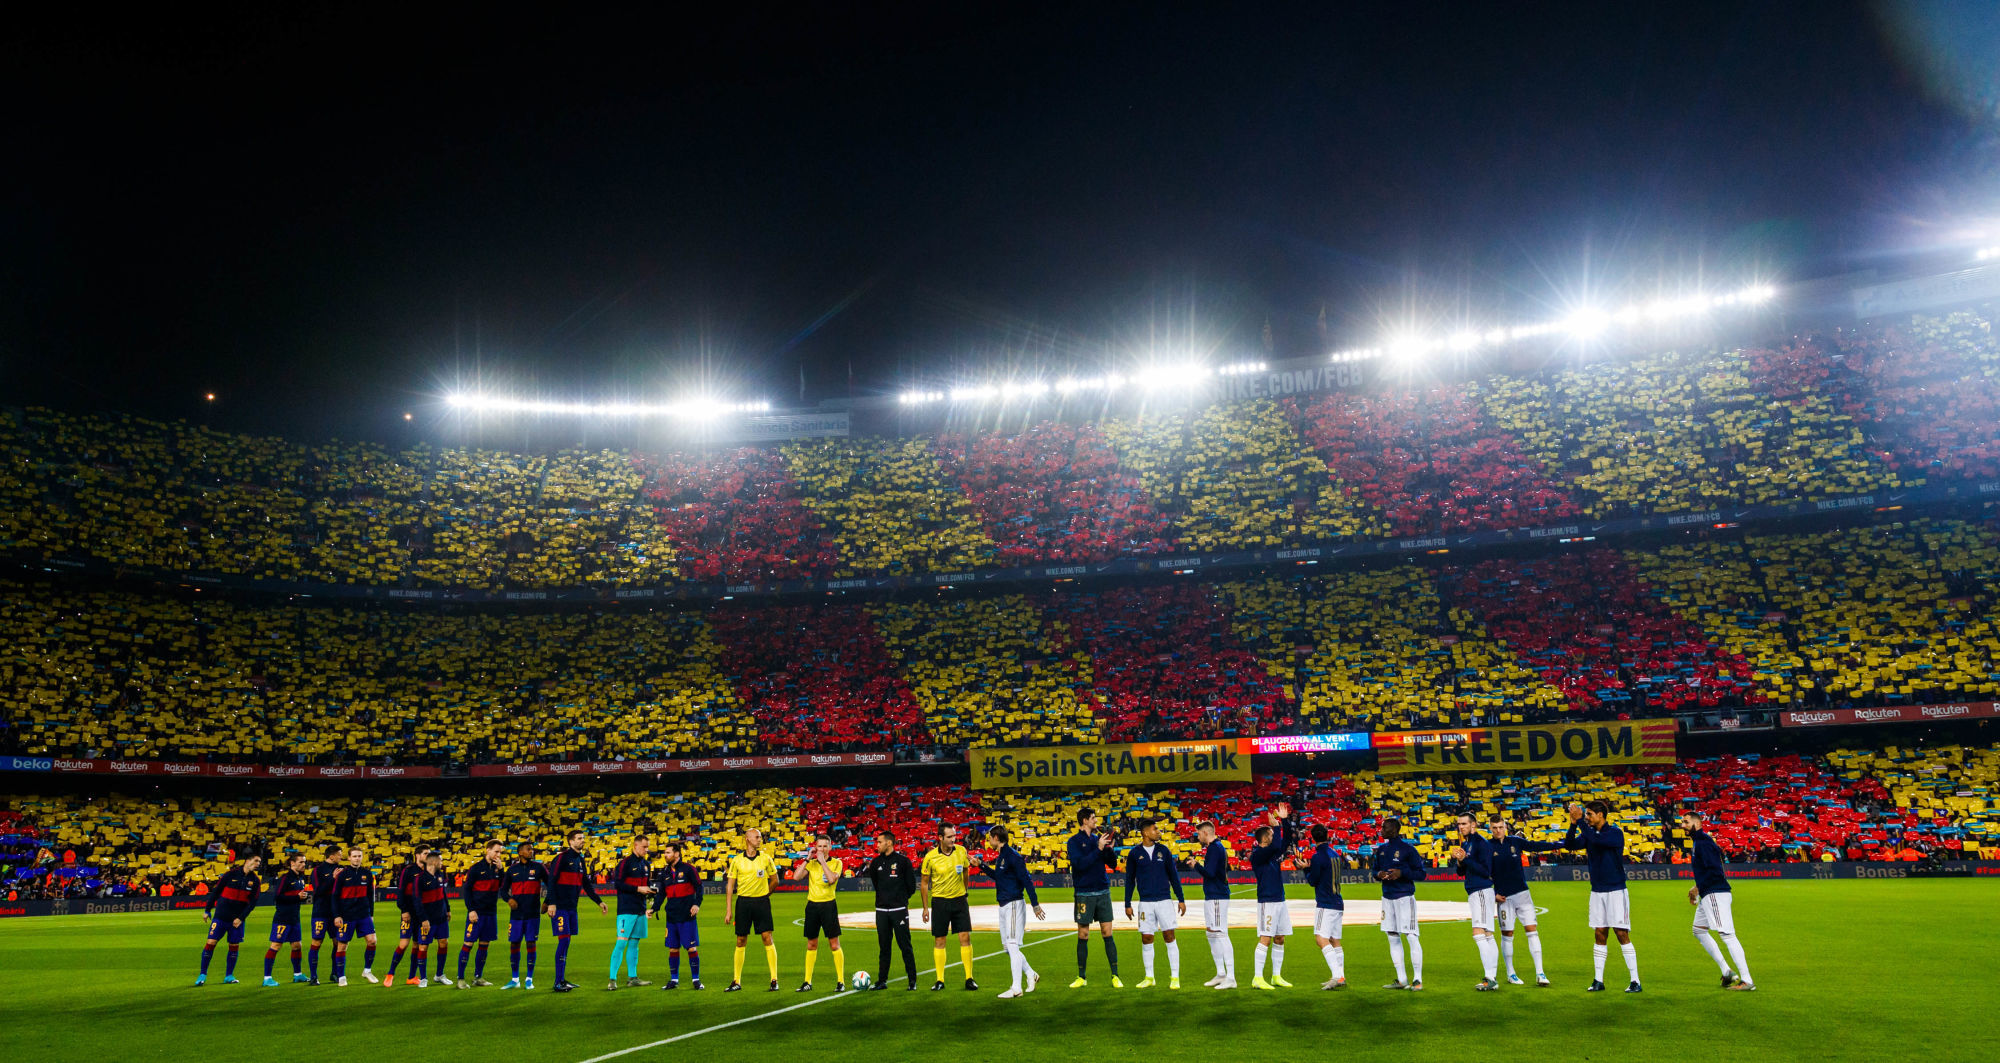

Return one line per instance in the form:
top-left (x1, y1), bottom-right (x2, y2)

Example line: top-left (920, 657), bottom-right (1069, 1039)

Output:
top-left (576, 930), bottom-right (1077, 1062)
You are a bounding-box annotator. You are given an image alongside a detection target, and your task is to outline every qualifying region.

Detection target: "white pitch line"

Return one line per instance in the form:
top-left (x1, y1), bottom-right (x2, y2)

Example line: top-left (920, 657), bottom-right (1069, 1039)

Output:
top-left (579, 885), bottom-right (1261, 1063)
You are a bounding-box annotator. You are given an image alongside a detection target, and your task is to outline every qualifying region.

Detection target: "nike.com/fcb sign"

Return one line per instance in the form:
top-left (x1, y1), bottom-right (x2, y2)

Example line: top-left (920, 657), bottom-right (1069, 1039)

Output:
top-left (1372, 720), bottom-right (1676, 774)
top-left (969, 740), bottom-right (1249, 790)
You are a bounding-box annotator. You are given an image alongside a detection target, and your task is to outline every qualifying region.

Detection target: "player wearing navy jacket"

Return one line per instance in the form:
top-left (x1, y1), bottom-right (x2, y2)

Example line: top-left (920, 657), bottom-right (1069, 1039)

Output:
top-left (1247, 802), bottom-right (1295, 990)
top-left (1178, 821), bottom-right (1236, 988)
top-left (651, 840), bottom-right (705, 989)
top-left (1679, 809), bottom-right (1755, 991)
top-left (502, 842), bottom-right (549, 989)
top-left (1452, 813), bottom-right (1501, 990)
top-left (416, 851), bottom-right (452, 988)
top-left (1303, 824), bottom-right (1345, 990)
top-left (196, 853), bottom-right (263, 985)
top-left (307, 840), bottom-right (342, 984)
top-left (1065, 808), bottom-right (1120, 987)
top-left (546, 828), bottom-right (608, 993)
top-left (457, 840), bottom-right (506, 987)
top-left (330, 846), bottom-right (379, 985)
top-left (262, 854), bottom-right (310, 986)
top-left (608, 836), bottom-right (656, 990)
top-left (383, 847), bottom-right (429, 987)
top-left (1122, 818), bottom-right (1185, 989)
top-left (1490, 817), bottom-right (1562, 986)
top-left (975, 826), bottom-right (1044, 999)
top-left (1563, 801), bottom-right (1639, 993)
top-left (1372, 816), bottom-right (1427, 990)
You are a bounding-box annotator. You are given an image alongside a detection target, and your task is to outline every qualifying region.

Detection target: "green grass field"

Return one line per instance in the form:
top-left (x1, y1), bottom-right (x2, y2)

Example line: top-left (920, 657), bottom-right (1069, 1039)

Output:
top-left (2, 880), bottom-right (1996, 1061)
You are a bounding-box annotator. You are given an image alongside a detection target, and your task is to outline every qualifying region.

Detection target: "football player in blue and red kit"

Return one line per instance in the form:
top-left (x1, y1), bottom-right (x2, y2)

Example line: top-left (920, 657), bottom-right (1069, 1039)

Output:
top-left (307, 840), bottom-right (343, 984)
top-left (651, 840), bottom-right (704, 989)
top-left (546, 828), bottom-right (608, 992)
top-left (503, 842), bottom-right (549, 989)
top-left (195, 851), bottom-right (263, 986)
top-left (330, 846), bottom-right (379, 985)
top-left (457, 839), bottom-right (506, 987)
top-left (383, 846), bottom-right (430, 987)
top-left (413, 850), bottom-right (453, 988)
top-left (262, 853), bottom-right (310, 986)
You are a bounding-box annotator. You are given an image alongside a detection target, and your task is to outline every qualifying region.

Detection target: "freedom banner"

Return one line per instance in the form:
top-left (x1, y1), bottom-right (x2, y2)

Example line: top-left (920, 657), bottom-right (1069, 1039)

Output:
top-left (969, 740), bottom-right (1248, 790)
top-left (1372, 720), bottom-right (1676, 774)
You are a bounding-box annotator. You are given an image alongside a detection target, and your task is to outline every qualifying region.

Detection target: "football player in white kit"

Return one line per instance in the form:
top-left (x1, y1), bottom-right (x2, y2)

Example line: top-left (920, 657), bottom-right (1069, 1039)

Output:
top-left (1451, 813), bottom-right (1501, 991)
top-left (1679, 810), bottom-right (1755, 991)
top-left (1180, 820), bottom-right (1236, 988)
top-left (1489, 816), bottom-right (1562, 986)
top-left (1121, 818), bottom-right (1185, 989)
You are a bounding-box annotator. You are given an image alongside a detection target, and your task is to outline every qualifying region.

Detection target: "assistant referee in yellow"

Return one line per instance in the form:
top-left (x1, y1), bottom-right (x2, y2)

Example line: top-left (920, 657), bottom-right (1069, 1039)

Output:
top-left (920, 823), bottom-right (977, 991)
top-left (724, 826), bottom-right (780, 992)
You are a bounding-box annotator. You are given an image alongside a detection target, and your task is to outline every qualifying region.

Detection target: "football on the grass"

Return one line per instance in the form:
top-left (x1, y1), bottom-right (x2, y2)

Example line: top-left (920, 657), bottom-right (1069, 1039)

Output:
top-left (852, 970), bottom-right (873, 990)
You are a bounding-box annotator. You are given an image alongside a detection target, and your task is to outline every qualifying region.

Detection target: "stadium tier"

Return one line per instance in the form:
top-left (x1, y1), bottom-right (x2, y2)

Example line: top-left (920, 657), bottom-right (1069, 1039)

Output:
top-left (8, 745), bottom-right (1994, 899)
top-left (3, 314), bottom-right (1996, 588)
top-left (10, 513), bottom-right (2000, 762)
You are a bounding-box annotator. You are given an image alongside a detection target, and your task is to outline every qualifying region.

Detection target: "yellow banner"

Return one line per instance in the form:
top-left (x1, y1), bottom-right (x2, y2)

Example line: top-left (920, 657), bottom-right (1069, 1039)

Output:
top-left (1371, 720), bottom-right (1677, 774)
top-left (969, 740), bottom-right (1248, 790)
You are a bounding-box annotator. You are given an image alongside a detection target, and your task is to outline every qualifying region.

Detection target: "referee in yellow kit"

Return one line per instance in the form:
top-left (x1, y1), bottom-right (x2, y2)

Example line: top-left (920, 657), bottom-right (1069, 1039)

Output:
top-left (920, 823), bottom-right (977, 991)
top-left (724, 826), bottom-right (780, 992)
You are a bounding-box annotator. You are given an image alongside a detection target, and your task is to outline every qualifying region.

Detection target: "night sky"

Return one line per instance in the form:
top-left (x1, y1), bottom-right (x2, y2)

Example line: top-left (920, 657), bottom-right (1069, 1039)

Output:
top-left (5, 3), bottom-right (1996, 441)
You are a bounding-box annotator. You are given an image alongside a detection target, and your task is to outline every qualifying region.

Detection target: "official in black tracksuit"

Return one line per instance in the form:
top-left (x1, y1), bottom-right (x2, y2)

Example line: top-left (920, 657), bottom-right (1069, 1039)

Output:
top-left (856, 832), bottom-right (920, 988)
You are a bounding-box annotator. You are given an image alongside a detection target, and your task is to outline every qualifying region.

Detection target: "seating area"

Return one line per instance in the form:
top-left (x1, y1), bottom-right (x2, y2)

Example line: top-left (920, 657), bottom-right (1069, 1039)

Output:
top-left (635, 446), bottom-right (839, 582)
top-left (870, 593), bottom-right (1102, 749)
top-left (707, 601), bottom-right (931, 752)
top-left (933, 422), bottom-right (1174, 565)
top-left (23, 744), bottom-right (1994, 896)
top-left (780, 437), bottom-right (997, 576)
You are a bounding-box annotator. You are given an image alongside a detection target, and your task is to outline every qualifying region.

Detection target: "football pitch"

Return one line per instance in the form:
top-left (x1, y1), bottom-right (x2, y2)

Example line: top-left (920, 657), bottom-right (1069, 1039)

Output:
top-left (3, 880), bottom-right (1996, 1062)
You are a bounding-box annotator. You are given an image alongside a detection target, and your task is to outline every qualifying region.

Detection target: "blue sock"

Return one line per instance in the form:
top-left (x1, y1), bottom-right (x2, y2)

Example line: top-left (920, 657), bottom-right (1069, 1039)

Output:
top-left (526, 942), bottom-right (537, 976)
top-left (459, 946), bottom-right (471, 981)
top-left (388, 945), bottom-right (404, 975)
top-left (291, 946), bottom-right (302, 974)
top-left (688, 949), bottom-right (700, 980)
top-left (669, 950), bottom-right (680, 981)
top-left (264, 949), bottom-right (276, 978)
top-left (475, 944), bottom-right (489, 978)
top-left (332, 950), bottom-right (345, 980)
top-left (225, 946), bottom-right (239, 977)
top-left (510, 943), bottom-right (521, 978)
top-left (309, 945), bottom-right (320, 979)
top-left (555, 937), bottom-right (570, 983)
top-left (200, 946), bottom-right (215, 975)
top-left (364, 945), bottom-right (376, 970)
top-left (413, 948), bottom-right (426, 981)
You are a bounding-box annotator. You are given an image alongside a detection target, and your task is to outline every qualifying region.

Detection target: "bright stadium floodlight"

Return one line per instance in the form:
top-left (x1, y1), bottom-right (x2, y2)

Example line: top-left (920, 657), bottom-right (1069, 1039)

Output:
top-left (1447, 330), bottom-right (1481, 352)
top-left (1979, 247), bottom-right (2000, 261)
top-left (1383, 331), bottom-right (1432, 366)
top-left (949, 384), bottom-right (997, 403)
top-left (442, 392), bottom-right (770, 418)
top-left (1139, 363), bottom-right (1211, 390)
top-left (1562, 306), bottom-right (1609, 339)
top-left (1217, 360), bottom-right (1267, 376)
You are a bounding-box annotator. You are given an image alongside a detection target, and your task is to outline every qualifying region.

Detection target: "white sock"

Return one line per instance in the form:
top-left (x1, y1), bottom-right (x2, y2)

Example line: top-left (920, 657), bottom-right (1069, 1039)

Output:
top-left (1621, 943), bottom-right (1638, 984)
top-left (1204, 931), bottom-right (1221, 978)
top-left (1526, 930), bottom-right (1544, 975)
top-left (1005, 945), bottom-right (1024, 992)
top-left (1386, 935), bottom-right (1407, 984)
top-left (1253, 943), bottom-right (1268, 979)
top-left (1321, 943), bottom-right (1338, 977)
top-left (1500, 933), bottom-right (1516, 976)
top-left (1475, 934), bottom-right (1497, 979)
top-left (1592, 944), bottom-right (1608, 982)
top-left (1142, 941), bottom-right (1155, 980)
top-left (1271, 943), bottom-right (1284, 978)
top-left (1720, 933), bottom-right (1751, 986)
top-left (1694, 927), bottom-right (1731, 974)
top-left (1166, 940), bottom-right (1180, 979)
top-left (1407, 935), bottom-right (1423, 982)
top-left (1332, 944), bottom-right (1343, 979)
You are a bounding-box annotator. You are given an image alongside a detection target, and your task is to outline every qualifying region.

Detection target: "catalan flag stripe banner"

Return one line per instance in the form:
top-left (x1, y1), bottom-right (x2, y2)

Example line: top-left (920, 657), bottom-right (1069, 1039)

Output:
top-left (969, 740), bottom-right (1249, 790)
top-left (1372, 719), bottom-right (1677, 774)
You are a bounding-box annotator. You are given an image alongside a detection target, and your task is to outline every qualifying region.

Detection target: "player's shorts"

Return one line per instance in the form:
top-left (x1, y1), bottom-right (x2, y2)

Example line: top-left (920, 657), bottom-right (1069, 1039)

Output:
top-left (333, 916), bottom-right (374, 942)
top-left (508, 917), bottom-right (539, 943)
top-left (997, 899), bottom-right (1029, 948)
top-left (1497, 890), bottom-right (1537, 931)
top-left (928, 895), bottom-right (971, 937)
top-left (467, 911), bottom-right (499, 943)
top-left (206, 917), bottom-right (248, 945)
top-left (550, 908), bottom-right (580, 938)
top-left (1202, 897), bottom-right (1230, 932)
top-left (802, 900), bottom-right (842, 940)
top-left (1074, 890), bottom-right (1114, 927)
top-left (665, 918), bottom-right (699, 949)
top-left (616, 913), bottom-right (649, 941)
top-left (1466, 888), bottom-right (1497, 932)
top-left (310, 913), bottom-right (333, 940)
top-left (418, 912), bottom-right (449, 944)
top-left (1692, 891), bottom-right (1735, 936)
top-left (396, 910), bottom-right (416, 939)
top-left (1587, 888), bottom-right (1631, 930)
top-left (1135, 898), bottom-right (1179, 935)
top-left (733, 895), bottom-right (774, 937)
top-left (268, 917), bottom-right (302, 945)
top-left (1380, 895), bottom-right (1420, 935)
top-left (1313, 906), bottom-right (1344, 940)
top-left (1255, 900), bottom-right (1291, 937)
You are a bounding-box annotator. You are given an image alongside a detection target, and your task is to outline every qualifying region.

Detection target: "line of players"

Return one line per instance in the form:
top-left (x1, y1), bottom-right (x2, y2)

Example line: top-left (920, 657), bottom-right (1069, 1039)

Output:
top-left (192, 800), bottom-right (1757, 996)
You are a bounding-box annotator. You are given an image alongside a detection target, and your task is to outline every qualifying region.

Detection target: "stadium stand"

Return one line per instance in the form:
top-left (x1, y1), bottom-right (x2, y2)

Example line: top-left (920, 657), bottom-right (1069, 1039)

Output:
top-left (635, 446), bottom-right (839, 581)
top-left (706, 601), bottom-right (931, 751)
top-left (781, 437), bottom-right (997, 576)
top-left (869, 593), bottom-right (1101, 749)
top-left (933, 421), bottom-right (1174, 565)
